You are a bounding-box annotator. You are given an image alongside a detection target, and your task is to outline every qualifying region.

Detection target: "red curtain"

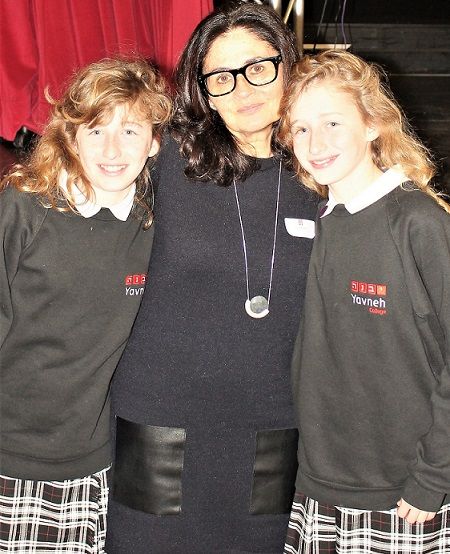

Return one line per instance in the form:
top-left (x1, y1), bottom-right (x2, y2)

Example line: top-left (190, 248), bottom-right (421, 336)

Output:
top-left (0, 0), bottom-right (213, 140)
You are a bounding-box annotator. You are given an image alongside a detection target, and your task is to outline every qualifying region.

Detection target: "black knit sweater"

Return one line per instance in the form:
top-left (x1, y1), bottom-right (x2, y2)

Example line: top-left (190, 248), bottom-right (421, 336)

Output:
top-left (293, 185), bottom-right (450, 513)
top-left (0, 187), bottom-right (153, 480)
top-left (107, 137), bottom-right (318, 553)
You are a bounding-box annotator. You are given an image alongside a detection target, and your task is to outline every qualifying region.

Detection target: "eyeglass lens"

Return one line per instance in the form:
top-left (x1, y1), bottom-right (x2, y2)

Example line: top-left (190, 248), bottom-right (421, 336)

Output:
top-left (205, 59), bottom-right (278, 96)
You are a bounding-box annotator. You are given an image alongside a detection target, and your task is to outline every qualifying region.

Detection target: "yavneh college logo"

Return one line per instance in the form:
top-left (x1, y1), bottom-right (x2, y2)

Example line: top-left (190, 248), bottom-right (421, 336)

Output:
top-left (350, 280), bottom-right (387, 315)
top-left (124, 273), bottom-right (146, 296)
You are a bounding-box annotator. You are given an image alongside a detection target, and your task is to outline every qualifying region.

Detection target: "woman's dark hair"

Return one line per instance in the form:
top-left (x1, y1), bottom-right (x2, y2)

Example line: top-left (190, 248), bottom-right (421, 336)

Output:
top-left (170, 0), bottom-right (299, 186)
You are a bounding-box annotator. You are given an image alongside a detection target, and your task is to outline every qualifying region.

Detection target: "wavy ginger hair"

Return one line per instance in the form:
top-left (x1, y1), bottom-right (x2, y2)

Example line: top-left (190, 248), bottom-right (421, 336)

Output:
top-left (1, 58), bottom-right (172, 227)
top-left (279, 50), bottom-right (449, 212)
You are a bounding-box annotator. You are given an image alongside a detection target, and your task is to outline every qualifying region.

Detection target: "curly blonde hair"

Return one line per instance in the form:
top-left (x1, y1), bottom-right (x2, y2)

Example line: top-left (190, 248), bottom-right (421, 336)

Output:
top-left (1, 57), bottom-right (172, 227)
top-left (279, 50), bottom-right (449, 212)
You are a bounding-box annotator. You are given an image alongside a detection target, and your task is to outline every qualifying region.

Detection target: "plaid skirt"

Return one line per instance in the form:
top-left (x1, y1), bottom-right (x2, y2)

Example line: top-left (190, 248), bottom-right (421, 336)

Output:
top-left (0, 468), bottom-right (108, 553)
top-left (285, 491), bottom-right (450, 554)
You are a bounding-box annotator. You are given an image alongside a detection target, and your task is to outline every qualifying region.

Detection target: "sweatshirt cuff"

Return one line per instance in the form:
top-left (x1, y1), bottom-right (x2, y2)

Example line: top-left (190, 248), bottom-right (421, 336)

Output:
top-left (402, 476), bottom-right (446, 513)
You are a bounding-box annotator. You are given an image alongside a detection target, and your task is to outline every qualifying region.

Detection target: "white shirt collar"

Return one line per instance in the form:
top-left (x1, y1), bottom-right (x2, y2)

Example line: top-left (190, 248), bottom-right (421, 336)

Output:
top-left (58, 169), bottom-right (135, 221)
top-left (320, 167), bottom-right (409, 218)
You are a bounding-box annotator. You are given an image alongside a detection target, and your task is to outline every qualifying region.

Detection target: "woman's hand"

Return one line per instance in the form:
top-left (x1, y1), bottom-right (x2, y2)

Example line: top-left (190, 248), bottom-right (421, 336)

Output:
top-left (397, 498), bottom-right (436, 524)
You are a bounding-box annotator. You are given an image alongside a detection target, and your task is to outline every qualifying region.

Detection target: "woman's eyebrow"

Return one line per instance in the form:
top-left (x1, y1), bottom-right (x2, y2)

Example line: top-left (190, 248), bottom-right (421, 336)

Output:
top-left (204, 55), bottom-right (273, 74)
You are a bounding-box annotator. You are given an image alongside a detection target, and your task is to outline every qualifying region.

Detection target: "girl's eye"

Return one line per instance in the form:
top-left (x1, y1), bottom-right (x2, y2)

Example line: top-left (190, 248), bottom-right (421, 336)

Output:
top-left (89, 129), bottom-right (102, 136)
top-left (124, 129), bottom-right (138, 136)
top-left (328, 121), bottom-right (339, 128)
top-left (292, 127), bottom-right (307, 136)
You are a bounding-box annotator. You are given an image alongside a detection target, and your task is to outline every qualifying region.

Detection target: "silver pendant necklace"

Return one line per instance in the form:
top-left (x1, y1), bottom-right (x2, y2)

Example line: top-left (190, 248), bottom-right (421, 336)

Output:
top-left (233, 160), bottom-right (282, 319)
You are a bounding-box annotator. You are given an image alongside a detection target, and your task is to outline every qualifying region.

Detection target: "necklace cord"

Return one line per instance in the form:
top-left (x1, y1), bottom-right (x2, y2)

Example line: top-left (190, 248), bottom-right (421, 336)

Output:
top-left (233, 182), bottom-right (251, 300)
top-left (268, 160), bottom-right (282, 303)
top-left (233, 160), bottom-right (282, 306)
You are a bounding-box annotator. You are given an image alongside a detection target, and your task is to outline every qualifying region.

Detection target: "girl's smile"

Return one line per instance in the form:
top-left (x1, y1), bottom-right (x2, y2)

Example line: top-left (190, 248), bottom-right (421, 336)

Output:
top-left (309, 155), bottom-right (339, 169)
top-left (98, 164), bottom-right (128, 174)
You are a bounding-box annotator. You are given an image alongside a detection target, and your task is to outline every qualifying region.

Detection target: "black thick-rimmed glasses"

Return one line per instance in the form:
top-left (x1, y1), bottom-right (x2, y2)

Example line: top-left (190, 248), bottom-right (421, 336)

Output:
top-left (199, 54), bottom-right (283, 97)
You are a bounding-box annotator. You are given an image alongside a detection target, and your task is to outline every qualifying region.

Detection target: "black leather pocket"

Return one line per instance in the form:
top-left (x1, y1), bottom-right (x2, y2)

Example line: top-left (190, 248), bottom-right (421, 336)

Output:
top-left (250, 428), bottom-right (298, 514)
top-left (113, 416), bottom-right (185, 515)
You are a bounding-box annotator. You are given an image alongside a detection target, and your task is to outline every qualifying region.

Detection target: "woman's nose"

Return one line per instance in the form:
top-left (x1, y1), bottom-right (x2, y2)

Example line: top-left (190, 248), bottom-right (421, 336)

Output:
top-left (234, 74), bottom-right (253, 97)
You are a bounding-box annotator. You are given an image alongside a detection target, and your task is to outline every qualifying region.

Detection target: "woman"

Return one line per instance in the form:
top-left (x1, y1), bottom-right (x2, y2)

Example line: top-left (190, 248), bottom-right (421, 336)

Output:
top-left (106, 2), bottom-right (317, 552)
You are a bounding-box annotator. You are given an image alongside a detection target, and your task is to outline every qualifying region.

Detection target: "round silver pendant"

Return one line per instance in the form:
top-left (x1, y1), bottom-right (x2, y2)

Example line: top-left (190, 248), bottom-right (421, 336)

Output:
top-left (245, 295), bottom-right (269, 319)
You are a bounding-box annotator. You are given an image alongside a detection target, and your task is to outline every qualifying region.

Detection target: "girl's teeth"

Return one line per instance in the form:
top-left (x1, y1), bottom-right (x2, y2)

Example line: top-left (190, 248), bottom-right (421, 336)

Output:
top-left (101, 165), bottom-right (126, 171)
top-left (314, 158), bottom-right (332, 166)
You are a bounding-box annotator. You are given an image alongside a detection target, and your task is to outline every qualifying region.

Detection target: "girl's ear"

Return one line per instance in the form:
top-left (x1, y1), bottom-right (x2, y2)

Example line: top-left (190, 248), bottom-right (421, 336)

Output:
top-left (208, 98), bottom-right (217, 111)
top-left (148, 135), bottom-right (160, 158)
top-left (366, 125), bottom-right (379, 142)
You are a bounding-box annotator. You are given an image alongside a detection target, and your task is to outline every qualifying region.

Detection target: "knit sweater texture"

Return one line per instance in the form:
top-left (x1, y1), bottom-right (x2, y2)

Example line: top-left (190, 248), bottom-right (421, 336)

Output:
top-left (0, 187), bottom-right (153, 480)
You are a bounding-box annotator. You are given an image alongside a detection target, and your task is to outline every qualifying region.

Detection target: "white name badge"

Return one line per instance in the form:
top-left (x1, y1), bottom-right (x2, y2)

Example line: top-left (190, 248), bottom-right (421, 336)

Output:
top-left (284, 218), bottom-right (315, 239)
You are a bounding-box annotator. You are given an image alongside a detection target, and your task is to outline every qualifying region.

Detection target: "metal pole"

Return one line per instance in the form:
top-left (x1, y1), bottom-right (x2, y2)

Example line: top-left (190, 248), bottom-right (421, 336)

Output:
top-left (268, 0), bottom-right (304, 56)
top-left (293, 0), bottom-right (305, 56)
top-left (267, 0), bottom-right (282, 15)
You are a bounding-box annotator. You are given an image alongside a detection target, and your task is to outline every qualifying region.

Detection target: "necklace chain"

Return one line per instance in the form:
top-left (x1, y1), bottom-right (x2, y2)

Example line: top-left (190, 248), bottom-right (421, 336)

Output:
top-left (233, 160), bottom-right (282, 317)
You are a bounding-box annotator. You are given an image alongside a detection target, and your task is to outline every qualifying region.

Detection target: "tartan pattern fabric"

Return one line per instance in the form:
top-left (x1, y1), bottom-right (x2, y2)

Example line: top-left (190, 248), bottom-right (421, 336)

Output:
top-left (284, 491), bottom-right (450, 554)
top-left (0, 468), bottom-right (108, 553)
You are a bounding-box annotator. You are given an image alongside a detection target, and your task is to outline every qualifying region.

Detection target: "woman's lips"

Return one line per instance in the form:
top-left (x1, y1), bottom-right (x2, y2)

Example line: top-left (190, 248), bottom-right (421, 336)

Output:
top-left (238, 103), bottom-right (263, 114)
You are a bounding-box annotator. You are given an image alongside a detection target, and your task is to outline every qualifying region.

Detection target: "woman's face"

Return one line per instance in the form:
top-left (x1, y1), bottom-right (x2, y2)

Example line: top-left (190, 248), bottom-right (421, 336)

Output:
top-left (202, 27), bottom-right (284, 157)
